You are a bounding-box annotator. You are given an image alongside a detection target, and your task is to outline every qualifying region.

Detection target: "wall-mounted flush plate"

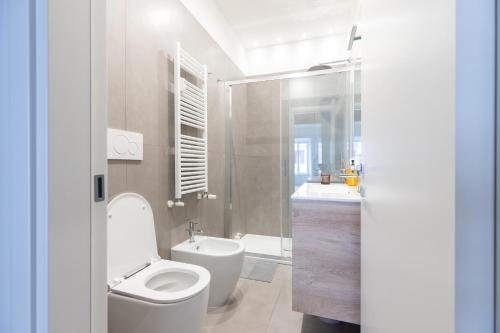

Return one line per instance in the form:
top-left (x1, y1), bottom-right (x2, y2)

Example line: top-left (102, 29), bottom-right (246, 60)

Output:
top-left (107, 128), bottom-right (143, 160)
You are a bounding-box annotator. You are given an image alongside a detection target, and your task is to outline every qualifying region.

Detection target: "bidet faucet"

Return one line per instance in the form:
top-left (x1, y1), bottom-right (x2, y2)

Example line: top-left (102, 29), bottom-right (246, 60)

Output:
top-left (187, 220), bottom-right (203, 243)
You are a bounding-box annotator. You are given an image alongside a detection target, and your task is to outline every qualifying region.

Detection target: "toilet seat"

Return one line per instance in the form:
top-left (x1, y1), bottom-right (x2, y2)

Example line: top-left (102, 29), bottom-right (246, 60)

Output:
top-left (107, 193), bottom-right (210, 304)
top-left (111, 259), bottom-right (210, 304)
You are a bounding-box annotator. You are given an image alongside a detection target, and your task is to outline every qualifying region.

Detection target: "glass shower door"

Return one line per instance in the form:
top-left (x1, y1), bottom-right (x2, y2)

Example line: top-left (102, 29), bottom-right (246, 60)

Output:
top-left (282, 71), bottom-right (353, 192)
top-left (226, 68), bottom-right (359, 261)
top-left (228, 80), bottom-right (285, 259)
top-left (280, 70), bottom-right (358, 258)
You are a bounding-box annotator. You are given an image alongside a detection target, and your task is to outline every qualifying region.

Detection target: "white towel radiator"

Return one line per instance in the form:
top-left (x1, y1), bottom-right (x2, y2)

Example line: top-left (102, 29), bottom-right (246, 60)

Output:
top-left (169, 43), bottom-right (215, 207)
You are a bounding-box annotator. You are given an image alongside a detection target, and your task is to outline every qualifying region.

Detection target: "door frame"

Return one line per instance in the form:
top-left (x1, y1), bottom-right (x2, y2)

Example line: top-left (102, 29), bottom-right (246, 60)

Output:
top-left (496, 0), bottom-right (500, 329)
top-left (0, 0), bottom-right (49, 332)
top-left (0, 0), bottom-right (107, 332)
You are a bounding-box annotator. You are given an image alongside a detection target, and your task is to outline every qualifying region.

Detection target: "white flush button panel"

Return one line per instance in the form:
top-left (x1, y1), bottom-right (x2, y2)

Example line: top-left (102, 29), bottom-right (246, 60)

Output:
top-left (107, 128), bottom-right (143, 160)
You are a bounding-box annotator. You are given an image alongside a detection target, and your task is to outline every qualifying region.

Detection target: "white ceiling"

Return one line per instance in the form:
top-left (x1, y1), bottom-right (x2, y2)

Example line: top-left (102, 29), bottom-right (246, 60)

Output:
top-left (213, 0), bottom-right (359, 49)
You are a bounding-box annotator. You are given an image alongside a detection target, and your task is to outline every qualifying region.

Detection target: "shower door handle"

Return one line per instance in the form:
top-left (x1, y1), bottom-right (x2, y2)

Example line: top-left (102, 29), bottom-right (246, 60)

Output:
top-left (359, 185), bottom-right (366, 198)
top-left (283, 159), bottom-right (288, 177)
top-left (359, 163), bottom-right (365, 198)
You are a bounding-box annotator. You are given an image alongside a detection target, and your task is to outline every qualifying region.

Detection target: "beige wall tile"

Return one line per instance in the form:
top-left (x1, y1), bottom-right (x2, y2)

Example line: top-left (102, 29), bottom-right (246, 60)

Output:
top-left (237, 155), bottom-right (281, 237)
top-left (230, 80), bottom-right (283, 238)
top-left (207, 78), bottom-right (226, 155)
top-left (107, 0), bottom-right (126, 129)
top-left (107, 0), bottom-right (243, 258)
top-left (199, 152), bottom-right (226, 237)
top-left (125, 144), bottom-right (160, 209)
top-left (107, 160), bottom-right (126, 200)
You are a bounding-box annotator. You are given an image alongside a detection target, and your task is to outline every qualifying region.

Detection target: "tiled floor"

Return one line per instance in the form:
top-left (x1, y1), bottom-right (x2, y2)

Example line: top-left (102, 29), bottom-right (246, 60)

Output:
top-left (202, 264), bottom-right (360, 333)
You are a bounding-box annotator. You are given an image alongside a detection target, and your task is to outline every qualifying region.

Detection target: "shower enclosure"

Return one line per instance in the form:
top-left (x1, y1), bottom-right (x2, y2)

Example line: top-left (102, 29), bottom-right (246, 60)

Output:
top-left (225, 65), bottom-right (361, 261)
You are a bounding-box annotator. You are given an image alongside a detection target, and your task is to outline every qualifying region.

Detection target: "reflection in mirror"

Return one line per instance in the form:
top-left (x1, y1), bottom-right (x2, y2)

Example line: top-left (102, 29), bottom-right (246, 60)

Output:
top-left (282, 69), bottom-right (361, 190)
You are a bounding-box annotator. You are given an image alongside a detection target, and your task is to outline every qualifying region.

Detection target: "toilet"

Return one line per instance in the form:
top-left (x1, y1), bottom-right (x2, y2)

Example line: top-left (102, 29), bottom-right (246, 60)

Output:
top-left (107, 193), bottom-right (211, 333)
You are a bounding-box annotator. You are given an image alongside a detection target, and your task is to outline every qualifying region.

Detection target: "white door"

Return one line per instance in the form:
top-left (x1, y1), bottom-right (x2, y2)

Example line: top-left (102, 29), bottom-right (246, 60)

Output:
top-left (360, 1), bottom-right (456, 332)
top-left (91, 0), bottom-right (108, 332)
top-left (361, 0), bottom-right (496, 332)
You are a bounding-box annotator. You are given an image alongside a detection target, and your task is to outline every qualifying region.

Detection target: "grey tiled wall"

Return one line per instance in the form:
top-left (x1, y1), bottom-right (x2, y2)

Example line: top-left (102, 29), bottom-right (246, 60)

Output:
top-left (107, 0), bottom-right (243, 258)
top-left (230, 81), bottom-right (282, 237)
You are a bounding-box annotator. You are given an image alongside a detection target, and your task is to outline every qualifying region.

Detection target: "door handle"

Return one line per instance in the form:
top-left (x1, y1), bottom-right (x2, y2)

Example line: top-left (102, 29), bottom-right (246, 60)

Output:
top-left (94, 175), bottom-right (105, 202)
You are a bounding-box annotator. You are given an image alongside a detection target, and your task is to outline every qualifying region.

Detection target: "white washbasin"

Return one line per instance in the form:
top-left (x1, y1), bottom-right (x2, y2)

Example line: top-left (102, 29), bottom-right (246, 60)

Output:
top-left (291, 182), bottom-right (361, 203)
top-left (171, 236), bottom-right (244, 307)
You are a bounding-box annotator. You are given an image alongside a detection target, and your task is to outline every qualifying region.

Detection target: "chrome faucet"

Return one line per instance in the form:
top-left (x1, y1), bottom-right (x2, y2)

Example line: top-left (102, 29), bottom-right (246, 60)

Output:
top-left (187, 220), bottom-right (203, 243)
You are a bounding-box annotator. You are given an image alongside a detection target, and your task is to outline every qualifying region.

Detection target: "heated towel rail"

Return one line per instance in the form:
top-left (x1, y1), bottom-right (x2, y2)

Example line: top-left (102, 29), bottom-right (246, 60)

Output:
top-left (170, 43), bottom-right (212, 207)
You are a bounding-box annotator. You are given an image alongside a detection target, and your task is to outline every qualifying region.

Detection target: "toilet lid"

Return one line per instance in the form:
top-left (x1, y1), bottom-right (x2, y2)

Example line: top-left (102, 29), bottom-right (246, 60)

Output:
top-left (107, 193), bottom-right (158, 286)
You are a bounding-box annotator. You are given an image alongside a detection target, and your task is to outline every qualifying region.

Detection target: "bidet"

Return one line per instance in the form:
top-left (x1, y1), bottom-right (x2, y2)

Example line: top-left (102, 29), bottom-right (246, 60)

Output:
top-left (172, 236), bottom-right (245, 307)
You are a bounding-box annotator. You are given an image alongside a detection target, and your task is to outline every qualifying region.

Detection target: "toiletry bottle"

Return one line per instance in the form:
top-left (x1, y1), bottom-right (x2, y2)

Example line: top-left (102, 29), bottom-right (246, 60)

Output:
top-left (344, 159), bottom-right (352, 184)
top-left (321, 173), bottom-right (331, 185)
top-left (347, 159), bottom-right (359, 186)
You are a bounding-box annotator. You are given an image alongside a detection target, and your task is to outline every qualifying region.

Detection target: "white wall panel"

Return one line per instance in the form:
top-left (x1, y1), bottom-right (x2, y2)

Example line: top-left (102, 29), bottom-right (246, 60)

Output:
top-left (361, 1), bottom-right (456, 332)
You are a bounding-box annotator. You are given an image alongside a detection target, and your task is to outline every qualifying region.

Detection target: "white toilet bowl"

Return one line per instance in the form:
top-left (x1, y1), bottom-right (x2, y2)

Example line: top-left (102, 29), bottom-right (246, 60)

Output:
top-left (107, 193), bottom-right (211, 333)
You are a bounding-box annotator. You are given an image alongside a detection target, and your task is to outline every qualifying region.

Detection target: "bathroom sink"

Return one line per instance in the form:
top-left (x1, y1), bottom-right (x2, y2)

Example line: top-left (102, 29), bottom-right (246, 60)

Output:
top-left (291, 183), bottom-right (361, 202)
top-left (171, 236), bottom-right (244, 307)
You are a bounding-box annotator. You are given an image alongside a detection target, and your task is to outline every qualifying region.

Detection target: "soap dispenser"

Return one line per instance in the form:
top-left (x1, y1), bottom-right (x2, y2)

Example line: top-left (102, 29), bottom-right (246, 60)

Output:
top-left (346, 159), bottom-right (359, 186)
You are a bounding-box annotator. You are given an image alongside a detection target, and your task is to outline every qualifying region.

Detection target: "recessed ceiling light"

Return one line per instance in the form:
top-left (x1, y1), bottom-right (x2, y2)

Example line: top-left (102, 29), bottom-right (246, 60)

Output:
top-left (149, 10), bottom-right (169, 27)
top-left (328, 27), bottom-right (334, 34)
top-left (301, 33), bottom-right (308, 39)
top-left (275, 37), bottom-right (282, 43)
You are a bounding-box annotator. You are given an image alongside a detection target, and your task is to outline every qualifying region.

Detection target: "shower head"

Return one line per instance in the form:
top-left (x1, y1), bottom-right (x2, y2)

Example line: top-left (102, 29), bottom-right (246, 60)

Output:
top-left (307, 64), bottom-right (333, 72)
top-left (348, 25), bottom-right (361, 51)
